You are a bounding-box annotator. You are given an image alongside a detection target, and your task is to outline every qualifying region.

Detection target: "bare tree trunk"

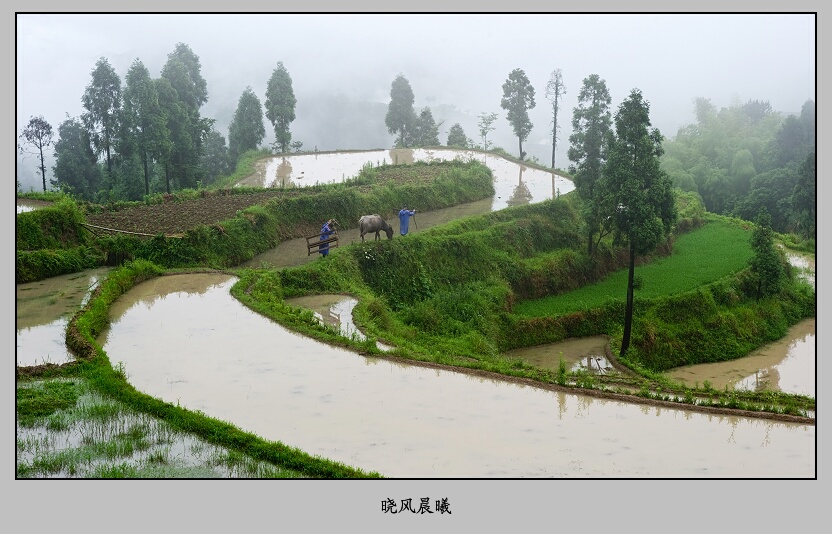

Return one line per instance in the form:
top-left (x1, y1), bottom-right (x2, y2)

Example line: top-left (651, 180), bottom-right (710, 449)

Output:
top-left (551, 100), bottom-right (559, 169)
top-left (38, 147), bottom-right (47, 192)
top-left (551, 118), bottom-right (556, 168)
top-left (620, 242), bottom-right (636, 357)
top-left (587, 227), bottom-right (594, 256)
top-left (553, 97), bottom-right (560, 168)
top-left (142, 150), bottom-right (150, 196)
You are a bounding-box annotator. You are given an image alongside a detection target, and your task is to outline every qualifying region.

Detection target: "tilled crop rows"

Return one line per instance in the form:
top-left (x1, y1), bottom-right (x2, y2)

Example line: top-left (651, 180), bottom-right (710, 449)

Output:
top-left (85, 191), bottom-right (291, 236)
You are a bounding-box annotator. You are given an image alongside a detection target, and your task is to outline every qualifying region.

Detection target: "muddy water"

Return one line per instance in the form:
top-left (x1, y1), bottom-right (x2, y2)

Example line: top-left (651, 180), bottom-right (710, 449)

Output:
top-left (506, 336), bottom-right (613, 373)
top-left (665, 319), bottom-right (815, 396)
top-left (508, 249), bottom-right (816, 397)
top-left (284, 294), bottom-right (365, 339)
top-left (16, 199), bottom-right (51, 214)
top-left (786, 251), bottom-right (816, 289)
top-left (283, 294), bottom-right (393, 352)
top-left (96, 273), bottom-right (814, 478)
top-left (663, 251), bottom-right (815, 396)
top-left (16, 267), bottom-right (111, 366)
top-left (509, 319), bottom-right (816, 398)
top-left (235, 148), bottom-right (573, 211)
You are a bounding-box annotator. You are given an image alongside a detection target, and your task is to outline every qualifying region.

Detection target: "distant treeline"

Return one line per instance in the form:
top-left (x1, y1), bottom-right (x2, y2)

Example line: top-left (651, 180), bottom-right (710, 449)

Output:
top-left (19, 40), bottom-right (814, 245)
top-left (660, 98), bottom-right (815, 240)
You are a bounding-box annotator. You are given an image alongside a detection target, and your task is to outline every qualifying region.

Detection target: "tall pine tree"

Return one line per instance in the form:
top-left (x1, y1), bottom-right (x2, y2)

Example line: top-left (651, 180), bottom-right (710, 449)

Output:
top-left (603, 89), bottom-right (677, 356)
top-left (265, 62), bottom-right (297, 154)
top-left (567, 74), bottom-right (612, 254)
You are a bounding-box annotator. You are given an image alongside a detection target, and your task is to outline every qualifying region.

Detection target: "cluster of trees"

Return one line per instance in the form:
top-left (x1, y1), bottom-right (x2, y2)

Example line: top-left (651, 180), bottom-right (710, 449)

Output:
top-left (563, 72), bottom-right (816, 246)
top-left (383, 67), bottom-right (815, 246)
top-left (660, 97), bottom-right (815, 239)
top-left (21, 48), bottom-right (814, 244)
top-left (567, 75), bottom-right (677, 355)
top-left (564, 73), bottom-right (810, 355)
top-left (18, 44), bottom-right (298, 203)
top-left (383, 74), bottom-right (442, 148)
top-left (383, 67), bottom-right (564, 165)
top-left (21, 55), bottom-right (565, 202)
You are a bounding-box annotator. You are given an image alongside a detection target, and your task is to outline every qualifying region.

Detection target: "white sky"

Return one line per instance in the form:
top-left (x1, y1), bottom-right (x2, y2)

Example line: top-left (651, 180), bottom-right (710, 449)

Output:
top-left (3, 2), bottom-right (828, 530)
top-left (14, 12), bottom-right (815, 182)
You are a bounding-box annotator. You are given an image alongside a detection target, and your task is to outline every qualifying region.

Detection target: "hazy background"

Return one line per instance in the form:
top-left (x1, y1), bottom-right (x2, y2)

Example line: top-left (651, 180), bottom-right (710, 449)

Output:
top-left (15, 13), bottom-right (815, 191)
top-left (4, 6), bottom-right (826, 530)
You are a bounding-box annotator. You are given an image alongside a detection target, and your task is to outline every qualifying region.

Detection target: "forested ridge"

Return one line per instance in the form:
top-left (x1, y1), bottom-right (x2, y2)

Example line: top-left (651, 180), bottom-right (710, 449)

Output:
top-left (661, 98), bottom-right (815, 239)
top-left (18, 42), bottom-right (815, 246)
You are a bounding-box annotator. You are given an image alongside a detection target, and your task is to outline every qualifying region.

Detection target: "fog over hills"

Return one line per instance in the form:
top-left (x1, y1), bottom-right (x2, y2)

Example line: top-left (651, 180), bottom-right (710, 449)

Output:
top-left (16, 13), bottom-right (815, 192)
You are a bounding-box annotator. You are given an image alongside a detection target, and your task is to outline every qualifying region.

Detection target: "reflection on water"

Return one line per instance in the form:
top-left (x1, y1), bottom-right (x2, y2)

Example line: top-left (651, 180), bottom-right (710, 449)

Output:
top-left (512, 320), bottom-right (816, 399)
top-left (16, 319), bottom-right (76, 367)
top-left (235, 148), bottom-right (574, 212)
top-left (506, 336), bottom-right (613, 374)
top-left (665, 250), bottom-right (815, 397)
top-left (14, 148), bottom-right (816, 475)
top-left (510, 248), bottom-right (816, 399)
top-left (272, 157), bottom-right (294, 189)
top-left (409, 148), bottom-right (571, 211)
top-left (665, 319), bottom-right (815, 397)
top-left (237, 149), bottom-right (573, 270)
top-left (98, 274), bottom-right (814, 478)
top-left (16, 267), bottom-right (111, 366)
top-left (284, 294), bottom-right (393, 352)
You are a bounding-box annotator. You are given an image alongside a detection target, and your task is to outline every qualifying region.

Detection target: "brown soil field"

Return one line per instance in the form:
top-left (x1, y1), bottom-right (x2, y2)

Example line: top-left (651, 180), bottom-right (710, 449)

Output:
top-left (84, 190), bottom-right (294, 236)
top-left (83, 161), bottom-right (457, 237)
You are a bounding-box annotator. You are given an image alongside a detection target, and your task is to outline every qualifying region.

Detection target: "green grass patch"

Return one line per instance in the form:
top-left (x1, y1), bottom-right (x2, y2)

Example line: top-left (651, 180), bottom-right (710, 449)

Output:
top-left (17, 379), bottom-right (80, 426)
top-left (513, 216), bottom-right (754, 317)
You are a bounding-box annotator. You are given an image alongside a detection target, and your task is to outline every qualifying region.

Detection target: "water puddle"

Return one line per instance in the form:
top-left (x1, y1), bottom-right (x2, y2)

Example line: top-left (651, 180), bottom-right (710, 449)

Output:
top-left (16, 199), bottom-right (52, 214)
top-left (786, 251), bottom-right (815, 289)
top-left (505, 336), bottom-right (613, 374)
top-left (96, 273), bottom-right (814, 478)
top-left (16, 267), bottom-right (111, 366)
top-left (284, 294), bottom-right (393, 351)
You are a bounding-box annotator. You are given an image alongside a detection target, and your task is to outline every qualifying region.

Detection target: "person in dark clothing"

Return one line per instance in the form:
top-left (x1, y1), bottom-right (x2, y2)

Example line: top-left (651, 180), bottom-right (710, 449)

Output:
top-left (398, 207), bottom-right (416, 236)
top-left (319, 218), bottom-right (336, 257)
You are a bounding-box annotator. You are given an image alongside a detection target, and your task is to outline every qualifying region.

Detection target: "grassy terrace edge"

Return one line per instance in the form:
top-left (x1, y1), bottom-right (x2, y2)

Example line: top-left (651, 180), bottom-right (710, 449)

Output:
top-left (15, 259), bottom-right (382, 479)
top-left (227, 204), bottom-right (814, 422)
top-left (16, 155), bottom-right (815, 478)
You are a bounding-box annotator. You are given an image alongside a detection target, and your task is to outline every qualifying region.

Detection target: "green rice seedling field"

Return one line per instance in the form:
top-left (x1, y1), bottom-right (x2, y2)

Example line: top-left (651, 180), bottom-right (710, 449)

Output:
top-left (513, 217), bottom-right (754, 317)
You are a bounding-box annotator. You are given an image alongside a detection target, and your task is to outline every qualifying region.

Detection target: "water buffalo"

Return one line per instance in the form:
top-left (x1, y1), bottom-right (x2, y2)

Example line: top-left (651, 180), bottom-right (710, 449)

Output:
top-left (358, 214), bottom-right (394, 242)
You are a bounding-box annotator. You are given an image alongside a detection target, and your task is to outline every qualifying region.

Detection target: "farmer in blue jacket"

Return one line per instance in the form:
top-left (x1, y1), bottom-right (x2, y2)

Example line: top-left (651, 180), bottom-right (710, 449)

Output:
top-left (398, 207), bottom-right (416, 236)
top-left (319, 218), bottom-right (336, 257)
